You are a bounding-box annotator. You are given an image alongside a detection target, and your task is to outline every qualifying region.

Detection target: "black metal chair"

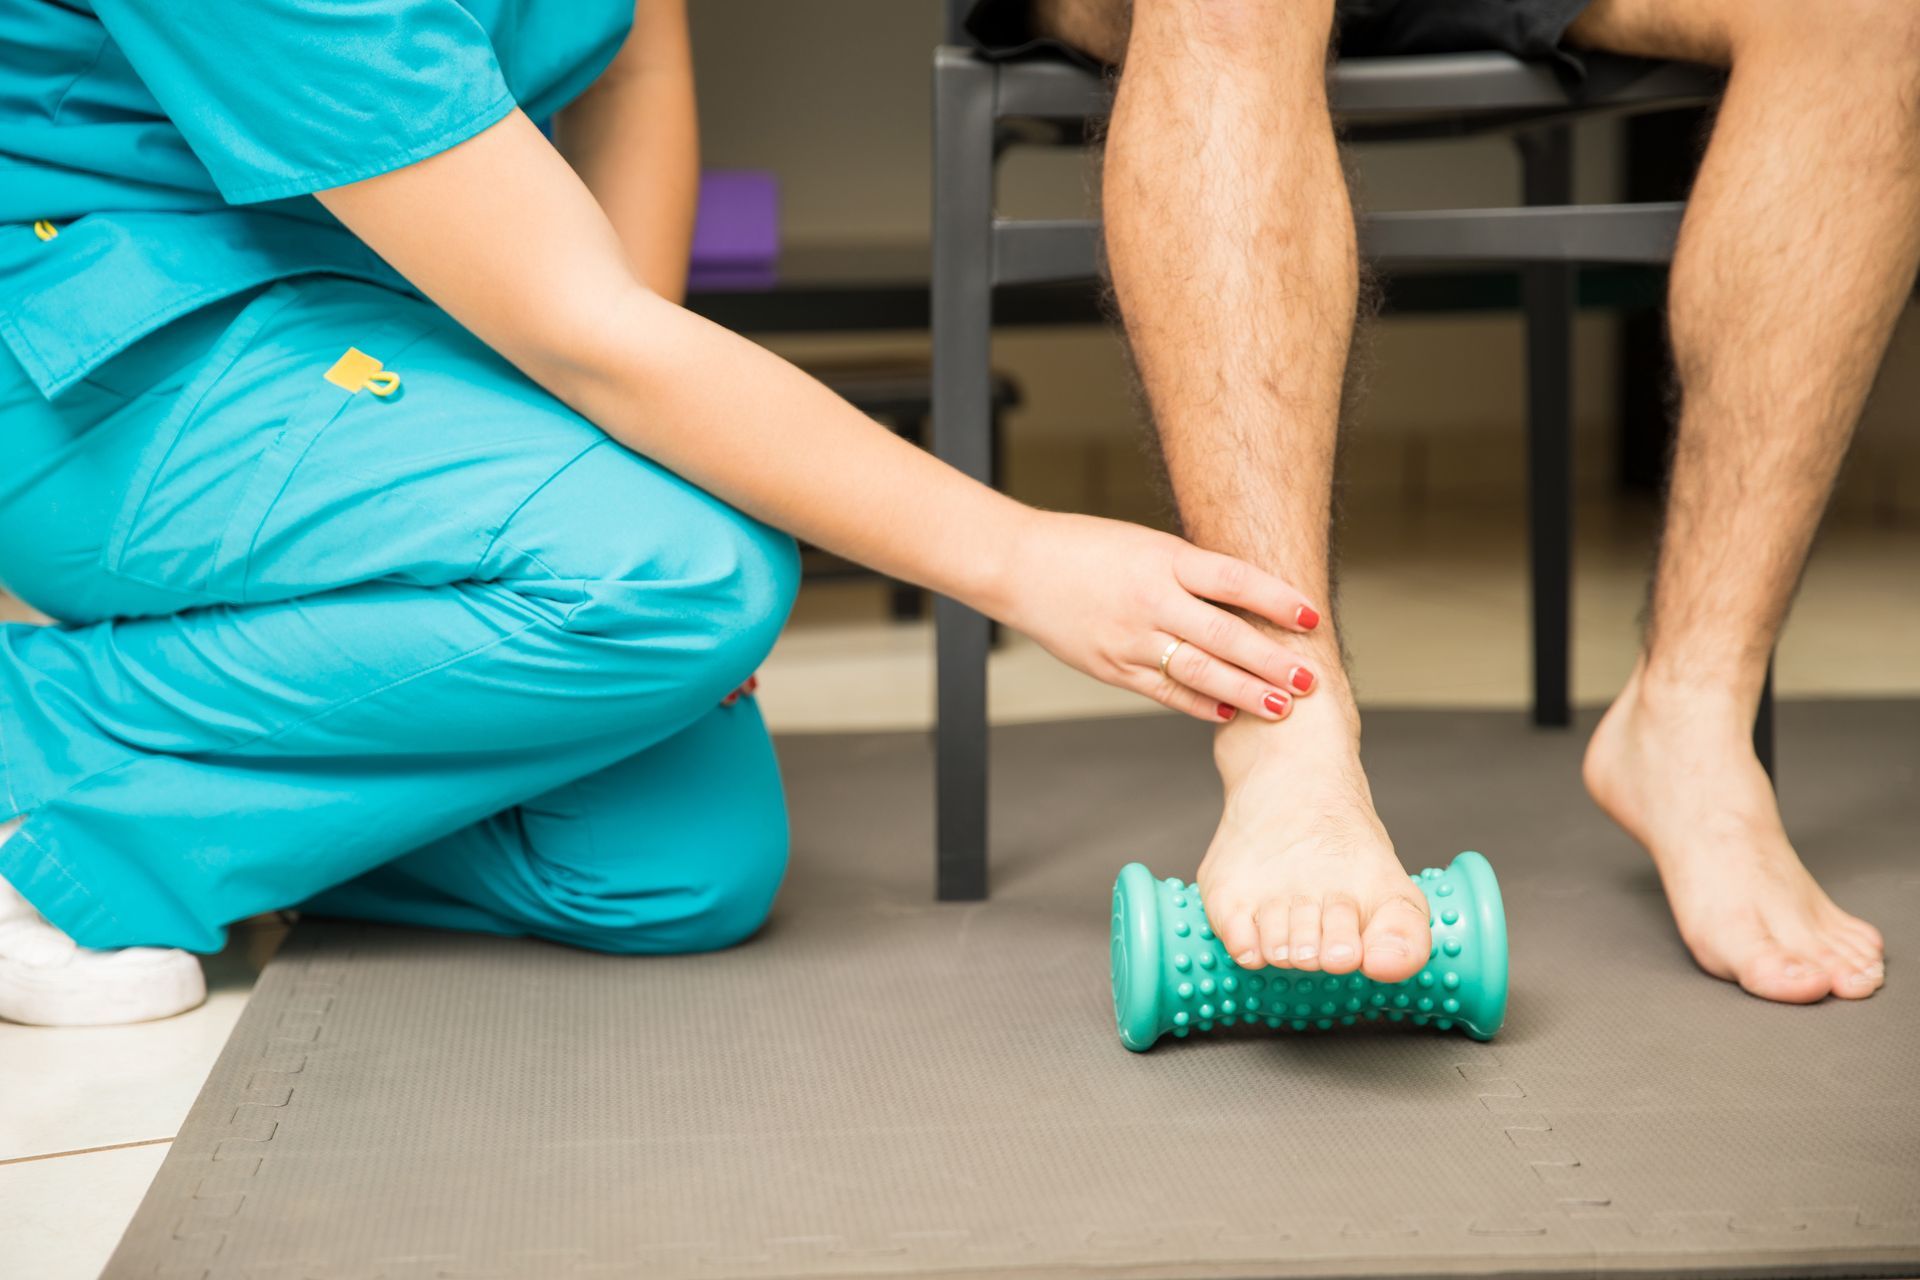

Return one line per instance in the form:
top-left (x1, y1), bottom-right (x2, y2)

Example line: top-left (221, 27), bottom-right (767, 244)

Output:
top-left (930, 12), bottom-right (1735, 899)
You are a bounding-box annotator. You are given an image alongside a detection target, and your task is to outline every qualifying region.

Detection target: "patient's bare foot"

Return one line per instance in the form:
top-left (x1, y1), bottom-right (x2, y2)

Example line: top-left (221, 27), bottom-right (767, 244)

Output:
top-left (1198, 688), bottom-right (1431, 983)
top-left (1584, 663), bottom-right (1885, 1003)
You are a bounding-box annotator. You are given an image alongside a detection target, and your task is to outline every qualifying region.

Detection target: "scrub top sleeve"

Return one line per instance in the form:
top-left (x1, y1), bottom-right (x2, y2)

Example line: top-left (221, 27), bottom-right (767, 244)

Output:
top-left (89, 0), bottom-right (519, 205)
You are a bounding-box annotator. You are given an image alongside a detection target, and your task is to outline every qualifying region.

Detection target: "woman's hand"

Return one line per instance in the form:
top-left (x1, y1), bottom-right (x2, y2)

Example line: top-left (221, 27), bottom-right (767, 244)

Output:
top-left (987, 510), bottom-right (1323, 723)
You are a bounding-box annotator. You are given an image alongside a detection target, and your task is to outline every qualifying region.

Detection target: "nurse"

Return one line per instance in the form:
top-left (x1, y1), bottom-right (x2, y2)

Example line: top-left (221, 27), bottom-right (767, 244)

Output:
top-left (0, 0), bottom-right (1326, 1026)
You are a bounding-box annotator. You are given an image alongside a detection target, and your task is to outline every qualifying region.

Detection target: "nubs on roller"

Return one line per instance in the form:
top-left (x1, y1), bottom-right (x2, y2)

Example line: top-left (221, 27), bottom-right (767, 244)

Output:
top-left (1109, 852), bottom-right (1509, 1051)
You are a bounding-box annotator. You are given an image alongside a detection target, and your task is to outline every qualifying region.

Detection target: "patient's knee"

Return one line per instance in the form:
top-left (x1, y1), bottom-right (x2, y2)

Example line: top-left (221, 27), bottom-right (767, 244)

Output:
top-left (1733, 0), bottom-right (1920, 77)
top-left (1030, 0), bottom-right (1133, 64)
top-left (1085, 0), bottom-right (1335, 74)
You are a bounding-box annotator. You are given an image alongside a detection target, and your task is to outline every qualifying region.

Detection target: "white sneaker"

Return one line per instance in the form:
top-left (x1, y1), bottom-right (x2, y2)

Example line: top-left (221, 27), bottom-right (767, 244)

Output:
top-left (0, 861), bottom-right (206, 1027)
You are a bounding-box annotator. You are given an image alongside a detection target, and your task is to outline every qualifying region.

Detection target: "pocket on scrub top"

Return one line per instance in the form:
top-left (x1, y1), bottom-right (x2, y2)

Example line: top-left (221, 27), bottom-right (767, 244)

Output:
top-left (102, 285), bottom-right (427, 605)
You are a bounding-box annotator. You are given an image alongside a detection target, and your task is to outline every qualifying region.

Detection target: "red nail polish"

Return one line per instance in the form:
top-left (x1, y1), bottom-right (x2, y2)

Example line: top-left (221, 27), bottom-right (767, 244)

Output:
top-left (1296, 604), bottom-right (1320, 631)
top-left (1290, 667), bottom-right (1314, 693)
top-left (1263, 692), bottom-right (1290, 716)
top-left (1217, 702), bottom-right (1236, 720)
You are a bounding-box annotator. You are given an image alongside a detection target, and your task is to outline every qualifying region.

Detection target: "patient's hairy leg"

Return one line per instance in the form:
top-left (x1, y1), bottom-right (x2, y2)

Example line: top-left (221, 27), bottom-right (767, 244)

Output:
top-left (1571, 0), bottom-right (1910, 1001)
top-left (1044, 0), bottom-right (1431, 980)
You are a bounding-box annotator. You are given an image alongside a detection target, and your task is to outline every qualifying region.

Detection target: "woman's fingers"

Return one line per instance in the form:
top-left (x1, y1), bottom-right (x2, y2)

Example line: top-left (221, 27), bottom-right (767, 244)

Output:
top-left (1169, 600), bottom-right (1318, 698)
top-left (1150, 670), bottom-right (1241, 724)
top-left (1152, 634), bottom-right (1296, 722)
top-left (1173, 546), bottom-right (1322, 634)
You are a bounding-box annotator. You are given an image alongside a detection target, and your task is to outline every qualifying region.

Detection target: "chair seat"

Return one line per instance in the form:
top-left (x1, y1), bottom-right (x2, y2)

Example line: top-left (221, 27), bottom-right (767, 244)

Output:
top-left (965, 46), bottom-right (1717, 283)
top-left (984, 48), bottom-right (1722, 130)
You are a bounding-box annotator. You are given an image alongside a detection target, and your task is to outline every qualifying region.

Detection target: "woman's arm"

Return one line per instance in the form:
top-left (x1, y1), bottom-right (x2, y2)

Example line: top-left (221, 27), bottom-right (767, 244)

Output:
top-left (552, 0), bottom-right (698, 303)
top-left (316, 111), bottom-right (1325, 723)
top-left (323, 111), bottom-right (1022, 622)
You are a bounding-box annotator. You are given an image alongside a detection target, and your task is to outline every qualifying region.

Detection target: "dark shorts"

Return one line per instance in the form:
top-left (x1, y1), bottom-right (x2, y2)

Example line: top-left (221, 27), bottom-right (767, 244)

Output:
top-left (963, 0), bottom-right (1595, 76)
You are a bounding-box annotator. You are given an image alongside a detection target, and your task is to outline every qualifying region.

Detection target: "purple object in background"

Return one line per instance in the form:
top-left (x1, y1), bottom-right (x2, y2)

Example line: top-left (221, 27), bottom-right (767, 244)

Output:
top-left (689, 170), bottom-right (780, 290)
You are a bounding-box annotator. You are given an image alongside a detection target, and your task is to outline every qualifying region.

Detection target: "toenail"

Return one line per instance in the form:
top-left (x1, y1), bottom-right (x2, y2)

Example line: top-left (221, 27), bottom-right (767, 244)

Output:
top-left (1784, 962), bottom-right (1812, 979)
top-left (1324, 944), bottom-right (1354, 964)
top-left (1236, 950), bottom-right (1259, 966)
top-left (1271, 946), bottom-right (1289, 961)
top-left (1295, 945), bottom-right (1317, 961)
top-left (1853, 963), bottom-right (1885, 983)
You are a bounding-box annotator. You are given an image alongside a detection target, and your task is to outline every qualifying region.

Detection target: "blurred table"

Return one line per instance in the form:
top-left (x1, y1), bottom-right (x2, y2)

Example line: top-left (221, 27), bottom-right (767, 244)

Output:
top-left (685, 240), bottom-right (1097, 333)
top-left (683, 239), bottom-right (1665, 336)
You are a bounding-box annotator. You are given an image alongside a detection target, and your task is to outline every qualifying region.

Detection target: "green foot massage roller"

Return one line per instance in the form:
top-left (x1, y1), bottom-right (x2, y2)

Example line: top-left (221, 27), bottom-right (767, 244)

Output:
top-left (1110, 851), bottom-right (1508, 1051)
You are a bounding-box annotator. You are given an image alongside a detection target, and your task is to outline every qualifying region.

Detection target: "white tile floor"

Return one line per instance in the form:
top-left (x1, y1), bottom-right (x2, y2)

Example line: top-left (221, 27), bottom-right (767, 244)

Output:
top-left (3, 497), bottom-right (1916, 1277)
top-left (0, 918), bottom-right (287, 1278)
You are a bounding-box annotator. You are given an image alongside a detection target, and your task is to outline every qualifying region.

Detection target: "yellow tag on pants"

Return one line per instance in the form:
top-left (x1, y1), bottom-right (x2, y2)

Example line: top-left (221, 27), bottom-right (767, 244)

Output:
top-left (323, 347), bottom-right (401, 396)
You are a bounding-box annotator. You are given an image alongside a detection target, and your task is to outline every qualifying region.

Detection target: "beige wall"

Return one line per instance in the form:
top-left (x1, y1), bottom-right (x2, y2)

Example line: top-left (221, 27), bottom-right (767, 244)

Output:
top-left (690, 1), bottom-right (1623, 235)
top-left (691, 0), bottom-right (945, 241)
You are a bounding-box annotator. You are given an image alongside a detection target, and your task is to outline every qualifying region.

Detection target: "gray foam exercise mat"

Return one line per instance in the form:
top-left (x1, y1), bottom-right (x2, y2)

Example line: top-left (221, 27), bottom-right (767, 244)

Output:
top-left (106, 703), bottom-right (1920, 1279)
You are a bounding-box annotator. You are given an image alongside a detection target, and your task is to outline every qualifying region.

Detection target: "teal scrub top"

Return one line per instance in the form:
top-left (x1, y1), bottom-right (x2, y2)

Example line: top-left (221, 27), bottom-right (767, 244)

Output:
top-left (0, 0), bottom-right (634, 398)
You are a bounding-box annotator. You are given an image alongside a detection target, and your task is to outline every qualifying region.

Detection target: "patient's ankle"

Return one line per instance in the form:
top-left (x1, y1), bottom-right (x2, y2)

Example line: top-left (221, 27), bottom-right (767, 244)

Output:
top-left (1628, 659), bottom-right (1765, 731)
top-left (1213, 685), bottom-right (1362, 782)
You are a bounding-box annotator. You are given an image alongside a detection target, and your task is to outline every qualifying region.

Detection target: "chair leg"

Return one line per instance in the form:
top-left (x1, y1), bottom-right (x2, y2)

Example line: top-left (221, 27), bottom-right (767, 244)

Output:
top-left (1755, 657), bottom-right (1777, 781)
top-left (931, 50), bottom-right (996, 901)
top-left (1519, 125), bottom-right (1576, 729)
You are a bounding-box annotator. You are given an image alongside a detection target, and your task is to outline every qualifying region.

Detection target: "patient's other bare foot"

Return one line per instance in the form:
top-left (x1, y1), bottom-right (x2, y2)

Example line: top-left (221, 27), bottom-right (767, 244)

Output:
top-left (1584, 664), bottom-right (1885, 1003)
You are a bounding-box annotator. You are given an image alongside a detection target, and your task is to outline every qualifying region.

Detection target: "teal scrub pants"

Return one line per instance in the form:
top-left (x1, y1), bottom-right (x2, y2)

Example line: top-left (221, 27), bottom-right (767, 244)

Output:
top-left (0, 277), bottom-right (800, 955)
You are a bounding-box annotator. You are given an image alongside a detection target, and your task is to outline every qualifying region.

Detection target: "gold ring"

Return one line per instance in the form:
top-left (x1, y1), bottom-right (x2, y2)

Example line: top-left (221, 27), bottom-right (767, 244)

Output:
top-left (1157, 638), bottom-right (1184, 678)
